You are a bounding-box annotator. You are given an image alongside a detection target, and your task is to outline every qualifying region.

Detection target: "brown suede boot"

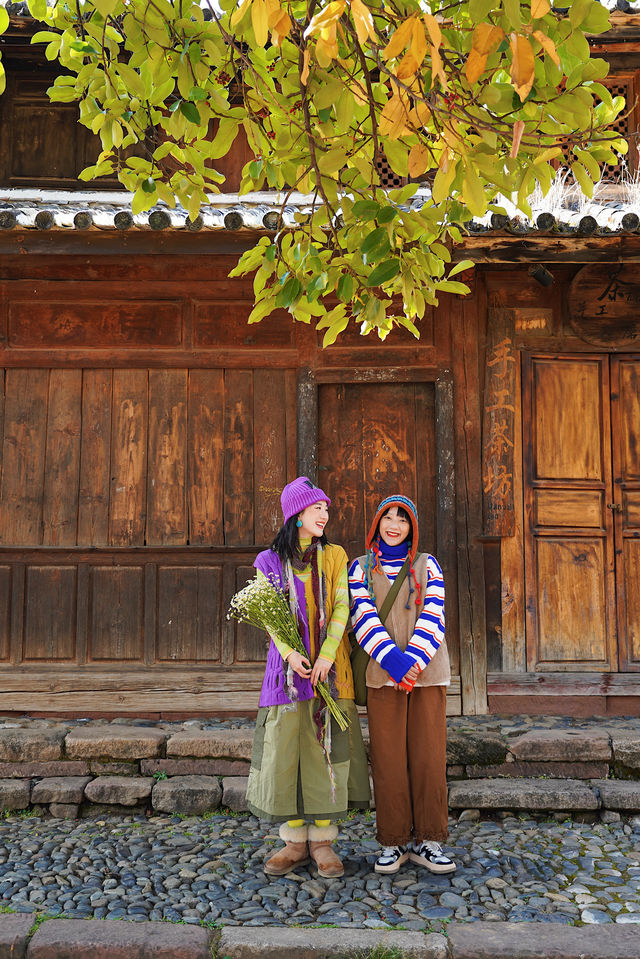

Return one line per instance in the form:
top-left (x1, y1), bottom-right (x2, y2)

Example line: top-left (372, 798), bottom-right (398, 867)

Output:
top-left (264, 823), bottom-right (309, 876)
top-left (308, 824), bottom-right (344, 878)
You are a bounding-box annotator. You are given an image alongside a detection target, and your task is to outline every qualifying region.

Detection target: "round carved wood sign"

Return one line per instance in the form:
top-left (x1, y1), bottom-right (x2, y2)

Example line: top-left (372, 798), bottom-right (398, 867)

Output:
top-left (569, 264), bottom-right (640, 347)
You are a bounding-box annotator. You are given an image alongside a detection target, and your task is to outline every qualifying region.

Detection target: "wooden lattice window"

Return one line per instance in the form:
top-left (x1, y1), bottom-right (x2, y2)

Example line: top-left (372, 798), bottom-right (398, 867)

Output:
top-left (600, 75), bottom-right (637, 180)
top-left (376, 156), bottom-right (407, 189)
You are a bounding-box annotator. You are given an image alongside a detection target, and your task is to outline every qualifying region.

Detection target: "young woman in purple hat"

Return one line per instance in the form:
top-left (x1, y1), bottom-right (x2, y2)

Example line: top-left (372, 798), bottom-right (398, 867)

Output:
top-left (245, 476), bottom-right (369, 878)
top-left (349, 495), bottom-right (455, 875)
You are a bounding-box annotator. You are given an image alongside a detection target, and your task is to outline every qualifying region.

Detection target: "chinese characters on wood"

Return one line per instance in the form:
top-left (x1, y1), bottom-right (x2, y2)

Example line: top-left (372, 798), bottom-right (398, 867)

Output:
top-left (482, 309), bottom-right (516, 537)
top-left (570, 264), bottom-right (640, 347)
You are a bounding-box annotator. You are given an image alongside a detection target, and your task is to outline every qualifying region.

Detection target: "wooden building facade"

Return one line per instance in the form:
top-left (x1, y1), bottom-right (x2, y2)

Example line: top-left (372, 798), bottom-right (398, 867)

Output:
top-left (1, 6), bottom-right (640, 717)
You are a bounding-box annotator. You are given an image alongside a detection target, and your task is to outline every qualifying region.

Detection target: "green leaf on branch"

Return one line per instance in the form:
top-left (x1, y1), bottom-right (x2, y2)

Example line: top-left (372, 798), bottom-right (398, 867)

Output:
top-left (180, 101), bottom-right (201, 124)
top-left (366, 259), bottom-right (401, 287)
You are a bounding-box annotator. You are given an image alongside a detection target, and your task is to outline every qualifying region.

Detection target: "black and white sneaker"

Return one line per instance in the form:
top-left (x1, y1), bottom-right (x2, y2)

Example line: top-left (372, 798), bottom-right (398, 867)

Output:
top-left (409, 840), bottom-right (456, 874)
top-left (374, 845), bottom-right (408, 874)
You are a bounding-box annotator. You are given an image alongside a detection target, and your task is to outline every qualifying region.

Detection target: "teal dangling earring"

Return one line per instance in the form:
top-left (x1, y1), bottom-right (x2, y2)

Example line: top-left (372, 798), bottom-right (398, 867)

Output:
top-left (296, 518), bottom-right (303, 528)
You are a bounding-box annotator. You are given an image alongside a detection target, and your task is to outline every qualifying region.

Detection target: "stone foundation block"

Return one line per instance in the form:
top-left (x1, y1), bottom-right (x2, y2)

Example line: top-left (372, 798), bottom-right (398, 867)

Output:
top-left (88, 761), bottom-right (139, 776)
top-left (218, 927), bottom-right (447, 959)
top-left (65, 726), bottom-right (165, 760)
top-left (166, 729), bottom-right (253, 760)
top-left (448, 777), bottom-right (599, 810)
top-left (141, 758), bottom-right (250, 777)
top-left (49, 803), bottom-right (80, 820)
top-left (596, 779), bottom-right (640, 811)
top-left (0, 913), bottom-right (36, 959)
top-left (152, 774), bottom-right (222, 815)
top-left (446, 730), bottom-right (508, 765)
top-left (611, 733), bottom-right (640, 771)
top-left (0, 778), bottom-right (30, 811)
top-left (222, 776), bottom-right (249, 812)
top-left (32, 777), bottom-right (91, 804)
top-left (509, 729), bottom-right (611, 762)
top-left (466, 761), bottom-right (610, 780)
top-left (0, 761), bottom-right (89, 779)
top-left (0, 727), bottom-right (66, 762)
top-left (27, 917), bottom-right (213, 959)
top-left (447, 920), bottom-right (640, 959)
top-left (84, 776), bottom-right (153, 806)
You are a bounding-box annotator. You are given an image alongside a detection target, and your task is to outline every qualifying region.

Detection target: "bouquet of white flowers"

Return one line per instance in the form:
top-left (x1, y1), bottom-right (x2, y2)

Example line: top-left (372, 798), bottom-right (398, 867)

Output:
top-left (227, 575), bottom-right (350, 732)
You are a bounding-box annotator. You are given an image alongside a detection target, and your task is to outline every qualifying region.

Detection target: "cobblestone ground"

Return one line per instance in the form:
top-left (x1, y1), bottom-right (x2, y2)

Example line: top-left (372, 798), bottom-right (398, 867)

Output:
top-left (0, 809), bottom-right (638, 930)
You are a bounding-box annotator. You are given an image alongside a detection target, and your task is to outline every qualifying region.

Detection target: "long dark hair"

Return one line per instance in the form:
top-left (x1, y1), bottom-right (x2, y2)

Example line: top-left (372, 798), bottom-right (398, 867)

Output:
top-left (271, 515), bottom-right (328, 562)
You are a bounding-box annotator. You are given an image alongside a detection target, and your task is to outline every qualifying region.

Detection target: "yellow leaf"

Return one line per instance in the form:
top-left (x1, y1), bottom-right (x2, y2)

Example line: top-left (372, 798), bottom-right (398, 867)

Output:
top-left (465, 47), bottom-right (487, 85)
top-left (533, 29), bottom-right (560, 67)
top-left (410, 18), bottom-right (428, 67)
top-left (252, 0), bottom-right (268, 46)
top-left (231, 0), bottom-right (252, 29)
top-left (423, 13), bottom-right (442, 48)
top-left (408, 101), bottom-right (432, 127)
top-left (510, 33), bottom-right (535, 102)
top-left (509, 119), bottom-right (525, 158)
top-left (316, 26), bottom-right (339, 65)
top-left (430, 43), bottom-right (447, 90)
top-left (408, 143), bottom-right (431, 177)
top-left (305, 1), bottom-right (345, 39)
top-left (383, 16), bottom-right (415, 61)
top-left (301, 48), bottom-right (311, 85)
top-left (396, 51), bottom-right (421, 79)
top-left (471, 22), bottom-right (505, 56)
top-left (351, 0), bottom-right (375, 45)
top-left (531, 0), bottom-right (550, 18)
top-left (379, 94), bottom-right (410, 139)
top-left (533, 146), bottom-right (562, 164)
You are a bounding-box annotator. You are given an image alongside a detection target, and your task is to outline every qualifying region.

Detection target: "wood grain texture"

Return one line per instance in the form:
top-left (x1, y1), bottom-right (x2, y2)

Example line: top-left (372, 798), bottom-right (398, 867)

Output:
top-left (482, 310), bottom-right (516, 536)
top-left (109, 370), bottom-right (148, 546)
top-left (23, 565), bottom-right (77, 661)
top-left (223, 370), bottom-right (254, 546)
top-left (0, 566), bottom-right (11, 661)
top-left (435, 373), bottom-right (460, 675)
top-left (523, 354), bottom-right (617, 673)
top-left (156, 565), bottom-right (222, 662)
top-left (0, 369), bottom-right (49, 545)
top-left (78, 370), bottom-right (112, 546)
top-left (146, 369), bottom-right (187, 546)
top-left (8, 300), bottom-right (182, 349)
top-left (451, 293), bottom-right (488, 714)
top-left (188, 369), bottom-right (224, 545)
top-left (500, 355), bottom-right (526, 672)
top-left (89, 566), bottom-right (144, 661)
top-left (42, 369), bottom-right (82, 546)
top-left (253, 369), bottom-right (287, 544)
top-left (611, 356), bottom-right (640, 671)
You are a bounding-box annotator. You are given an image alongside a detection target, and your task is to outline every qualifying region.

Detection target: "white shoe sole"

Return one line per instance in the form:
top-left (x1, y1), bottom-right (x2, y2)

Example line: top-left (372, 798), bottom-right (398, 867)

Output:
top-left (374, 851), bottom-right (409, 874)
top-left (408, 851), bottom-right (456, 873)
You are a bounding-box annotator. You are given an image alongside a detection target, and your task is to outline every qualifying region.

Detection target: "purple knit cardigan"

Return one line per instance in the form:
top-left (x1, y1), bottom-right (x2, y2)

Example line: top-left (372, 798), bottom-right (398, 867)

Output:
top-left (254, 549), bottom-right (315, 707)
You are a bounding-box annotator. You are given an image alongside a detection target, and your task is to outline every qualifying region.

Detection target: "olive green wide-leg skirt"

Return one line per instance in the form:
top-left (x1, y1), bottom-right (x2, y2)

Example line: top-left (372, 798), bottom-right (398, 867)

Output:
top-left (246, 698), bottom-right (370, 822)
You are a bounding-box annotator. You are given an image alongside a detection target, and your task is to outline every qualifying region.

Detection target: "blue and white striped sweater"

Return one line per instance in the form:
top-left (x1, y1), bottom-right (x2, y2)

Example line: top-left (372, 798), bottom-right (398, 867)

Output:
top-left (348, 551), bottom-right (445, 684)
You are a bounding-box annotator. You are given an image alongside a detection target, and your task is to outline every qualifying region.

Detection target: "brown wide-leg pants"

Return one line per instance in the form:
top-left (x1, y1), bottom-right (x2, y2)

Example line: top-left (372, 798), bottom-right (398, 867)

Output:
top-left (367, 684), bottom-right (448, 846)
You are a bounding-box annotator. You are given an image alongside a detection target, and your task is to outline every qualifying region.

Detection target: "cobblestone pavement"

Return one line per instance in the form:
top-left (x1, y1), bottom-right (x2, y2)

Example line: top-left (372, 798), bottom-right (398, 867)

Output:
top-left (0, 809), bottom-right (638, 930)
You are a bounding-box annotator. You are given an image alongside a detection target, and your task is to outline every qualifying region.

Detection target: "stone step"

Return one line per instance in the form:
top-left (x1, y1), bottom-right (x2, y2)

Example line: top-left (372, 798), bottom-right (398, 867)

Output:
top-left (448, 778), bottom-right (601, 811)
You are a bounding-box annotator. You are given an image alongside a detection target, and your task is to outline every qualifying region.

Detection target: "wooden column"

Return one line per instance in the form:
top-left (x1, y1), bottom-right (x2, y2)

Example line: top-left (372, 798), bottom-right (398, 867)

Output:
top-left (435, 370), bottom-right (460, 674)
top-left (451, 292), bottom-right (488, 715)
top-left (297, 369), bottom-right (318, 482)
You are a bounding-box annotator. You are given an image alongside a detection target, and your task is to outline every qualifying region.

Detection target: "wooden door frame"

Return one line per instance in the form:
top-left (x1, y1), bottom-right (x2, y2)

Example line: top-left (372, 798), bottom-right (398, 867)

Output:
top-left (610, 354), bottom-right (640, 672)
top-left (295, 365), bottom-right (474, 715)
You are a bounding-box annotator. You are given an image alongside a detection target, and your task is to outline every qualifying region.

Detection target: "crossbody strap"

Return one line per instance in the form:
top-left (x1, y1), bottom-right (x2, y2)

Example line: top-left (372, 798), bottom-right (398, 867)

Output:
top-left (378, 555), bottom-right (412, 626)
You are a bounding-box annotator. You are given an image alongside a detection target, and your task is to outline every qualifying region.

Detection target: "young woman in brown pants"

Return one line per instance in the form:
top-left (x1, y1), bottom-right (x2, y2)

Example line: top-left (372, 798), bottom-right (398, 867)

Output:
top-left (348, 494), bottom-right (455, 875)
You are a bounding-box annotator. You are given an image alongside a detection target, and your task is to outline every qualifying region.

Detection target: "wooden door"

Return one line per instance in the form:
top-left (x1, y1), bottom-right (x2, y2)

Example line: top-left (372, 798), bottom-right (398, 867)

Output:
top-left (318, 382), bottom-right (436, 559)
top-left (523, 355), bottom-right (618, 671)
top-left (611, 357), bottom-right (640, 671)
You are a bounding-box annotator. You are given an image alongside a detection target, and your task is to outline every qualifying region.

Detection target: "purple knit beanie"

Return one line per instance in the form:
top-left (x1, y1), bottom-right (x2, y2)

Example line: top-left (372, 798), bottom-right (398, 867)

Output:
top-left (281, 476), bottom-right (331, 523)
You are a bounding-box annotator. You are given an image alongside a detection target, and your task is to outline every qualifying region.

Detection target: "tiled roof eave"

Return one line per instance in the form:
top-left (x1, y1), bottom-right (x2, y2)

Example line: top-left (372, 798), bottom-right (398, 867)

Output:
top-left (2, 187), bottom-right (640, 238)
